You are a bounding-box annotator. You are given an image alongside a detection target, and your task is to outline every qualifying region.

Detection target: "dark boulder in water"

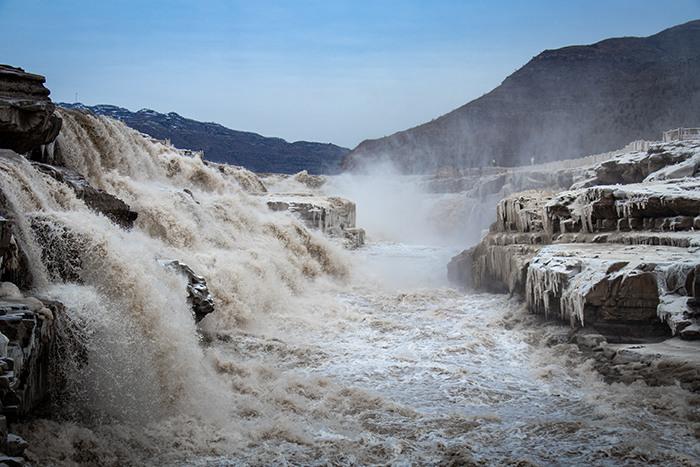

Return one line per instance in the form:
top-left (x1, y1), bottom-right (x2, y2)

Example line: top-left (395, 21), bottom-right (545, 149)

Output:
top-left (158, 260), bottom-right (215, 322)
top-left (0, 65), bottom-right (62, 154)
top-left (32, 162), bottom-right (138, 229)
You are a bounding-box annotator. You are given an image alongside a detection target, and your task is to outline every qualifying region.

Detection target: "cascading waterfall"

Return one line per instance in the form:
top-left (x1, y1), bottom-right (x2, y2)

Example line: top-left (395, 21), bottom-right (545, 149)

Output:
top-left (2, 109), bottom-right (352, 449)
top-left (2, 109), bottom-right (697, 466)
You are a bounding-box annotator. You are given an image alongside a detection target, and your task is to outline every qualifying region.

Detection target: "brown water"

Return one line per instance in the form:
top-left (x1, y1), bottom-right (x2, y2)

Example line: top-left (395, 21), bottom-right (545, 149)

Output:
top-left (2, 110), bottom-right (697, 466)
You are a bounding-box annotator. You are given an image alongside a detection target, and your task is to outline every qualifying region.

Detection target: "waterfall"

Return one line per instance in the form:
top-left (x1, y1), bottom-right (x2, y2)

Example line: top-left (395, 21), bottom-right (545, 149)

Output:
top-left (1, 109), bottom-right (349, 423)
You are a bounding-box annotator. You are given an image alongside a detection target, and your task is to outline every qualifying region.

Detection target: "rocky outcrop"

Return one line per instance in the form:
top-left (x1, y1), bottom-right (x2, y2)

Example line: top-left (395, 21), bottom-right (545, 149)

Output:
top-left (0, 276), bottom-right (63, 465)
top-left (158, 260), bottom-right (215, 322)
top-left (293, 170), bottom-right (326, 189)
top-left (266, 194), bottom-right (365, 247)
top-left (0, 65), bottom-right (62, 155)
top-left (32, 162), bottom-right (138, 229)
top-left (579, 140), bottom-right (700, 187)
top-left (0, 283), bottom-right (61, 416)
top-left (0, 282), bottom-right (64, 463)
top-left (449, 140), bottom-right (700, 388)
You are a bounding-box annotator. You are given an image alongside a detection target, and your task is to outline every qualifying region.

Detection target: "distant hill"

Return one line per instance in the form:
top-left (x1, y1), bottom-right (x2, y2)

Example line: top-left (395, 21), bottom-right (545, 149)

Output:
top-left (59, 103), bottom-right (349, 174)
top-left (344, 20), bottom-right (700, 173)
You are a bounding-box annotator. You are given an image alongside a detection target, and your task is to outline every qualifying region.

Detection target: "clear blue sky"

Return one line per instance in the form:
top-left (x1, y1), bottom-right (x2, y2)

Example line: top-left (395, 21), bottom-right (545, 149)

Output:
top-left (1, 1), bottom-right (698, 148)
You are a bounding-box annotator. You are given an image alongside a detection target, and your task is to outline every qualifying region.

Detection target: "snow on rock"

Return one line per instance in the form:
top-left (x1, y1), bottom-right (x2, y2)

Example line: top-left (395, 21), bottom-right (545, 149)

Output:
top-left (586, 140), bottom-right (700, 186)
top-left (449, 137), bottom-right (700, 350)
top-left (265, 193), bottom-right (364, 247)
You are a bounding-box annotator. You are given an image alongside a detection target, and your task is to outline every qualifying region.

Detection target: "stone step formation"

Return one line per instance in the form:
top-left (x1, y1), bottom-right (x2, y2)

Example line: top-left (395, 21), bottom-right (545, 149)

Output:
top-left (449, 139), bottom-right (700, 391)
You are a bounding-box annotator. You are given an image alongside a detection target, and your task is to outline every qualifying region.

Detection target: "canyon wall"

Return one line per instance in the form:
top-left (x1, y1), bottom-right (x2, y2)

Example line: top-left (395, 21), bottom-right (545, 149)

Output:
top-left (449, 140), bottom-right (700, 390)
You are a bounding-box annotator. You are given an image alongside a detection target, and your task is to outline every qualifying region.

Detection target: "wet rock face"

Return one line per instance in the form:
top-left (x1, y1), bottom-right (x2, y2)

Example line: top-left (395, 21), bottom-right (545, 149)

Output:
top-left (450, 140), bottom-right (700, 342)
top-left (447, 248), bottom-right (475, 290)
top-left (0, 282), bottom-right (63, 461)
top-left (32, 162), bottom-right (138, 229)
top-left (0, 196), bottom-right (33, 291)
top-left (0, 65), bottom-right (62, 154)
top-left (266, 194), bottom-right (364, 247)
top-left (158, 260), bottom-right (215, 322)
top-left (0, 283), bottom-right (61, 416)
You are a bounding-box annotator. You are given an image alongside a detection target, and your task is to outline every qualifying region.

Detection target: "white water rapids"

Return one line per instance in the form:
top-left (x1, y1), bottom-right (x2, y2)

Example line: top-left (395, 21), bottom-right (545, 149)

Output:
top-left (0, 110), bottom-right (697, 465)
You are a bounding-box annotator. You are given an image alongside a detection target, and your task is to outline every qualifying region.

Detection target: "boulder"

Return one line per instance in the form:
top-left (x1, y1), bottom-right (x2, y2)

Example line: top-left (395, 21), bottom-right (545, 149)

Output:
top-left (293, 170), bottom-right (326, 189)
top-left (32, 163), bottom-right (137, 229)
top-left (0, 65), bottom-right (62, 154)
top-left (158, 260), bottom-right (215, 322)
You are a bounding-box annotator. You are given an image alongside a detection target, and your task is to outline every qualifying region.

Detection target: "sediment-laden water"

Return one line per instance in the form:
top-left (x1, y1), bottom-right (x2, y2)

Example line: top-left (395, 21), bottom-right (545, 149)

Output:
top-left (4, 111), bottom-right (698, 466)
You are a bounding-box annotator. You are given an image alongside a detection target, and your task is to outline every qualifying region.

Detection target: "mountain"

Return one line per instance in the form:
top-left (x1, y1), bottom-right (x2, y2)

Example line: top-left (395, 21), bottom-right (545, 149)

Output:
top-left (343, 20), bottom-right (700, 173)
top-left (59, 103), bottom-right (349, 174)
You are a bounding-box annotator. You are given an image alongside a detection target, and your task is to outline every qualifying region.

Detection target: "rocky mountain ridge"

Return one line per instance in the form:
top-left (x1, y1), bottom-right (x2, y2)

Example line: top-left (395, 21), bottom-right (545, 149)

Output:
top-left (345, 20), bottom-right (700, 173)
top-left (59, 103), bottom-right (350, 175)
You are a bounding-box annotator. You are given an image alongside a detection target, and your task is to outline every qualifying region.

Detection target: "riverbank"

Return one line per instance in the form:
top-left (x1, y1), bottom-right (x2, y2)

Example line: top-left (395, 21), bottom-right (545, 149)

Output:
top-left (448, 139), bottom-right (700, 392)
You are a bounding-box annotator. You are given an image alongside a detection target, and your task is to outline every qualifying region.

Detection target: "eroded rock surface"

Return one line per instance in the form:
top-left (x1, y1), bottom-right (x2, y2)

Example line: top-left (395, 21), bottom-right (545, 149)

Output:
top-left (0, 65), bottom-right (62, 155)
top-left (158, 260), bottom-right (215, 322)
top-left (450, 139), bottom-right (700, 389)
top-left (0, 281), bottom-right (61, 462)
top-left (266, 193), bottom-right (364, 247)
top-left (32, 162), bottom-right (138, 229)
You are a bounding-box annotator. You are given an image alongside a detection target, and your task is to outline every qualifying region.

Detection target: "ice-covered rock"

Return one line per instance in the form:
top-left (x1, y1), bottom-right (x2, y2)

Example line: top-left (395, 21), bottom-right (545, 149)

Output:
top-left (0, 282), bottom-right (63, 461)
top-left (591, 140), bottom-right (700, 185)
top-left (266, 194), bottom-right (362, 246)
top-left (342, 227), bottom-right (365, 249)
top-left (450, 138), bottom-right (700, 349)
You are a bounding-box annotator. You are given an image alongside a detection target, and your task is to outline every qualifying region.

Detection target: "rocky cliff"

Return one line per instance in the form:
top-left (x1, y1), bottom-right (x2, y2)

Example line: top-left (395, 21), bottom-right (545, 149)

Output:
top-left (0, 65), bottom-right (62, 155)
top-left (449, 139), bottom-right (700, 390)
top-left (59, 103), bottom-right (350, 175)
top-left (345, 20), bottom-right (700, 173)
top-left (0, 65), bottom-right (67, 463)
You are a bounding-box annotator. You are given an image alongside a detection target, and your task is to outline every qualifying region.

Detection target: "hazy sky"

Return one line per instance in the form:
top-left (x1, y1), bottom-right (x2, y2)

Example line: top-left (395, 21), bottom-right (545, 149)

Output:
top-left (1, 1), bottom-right (699, 148)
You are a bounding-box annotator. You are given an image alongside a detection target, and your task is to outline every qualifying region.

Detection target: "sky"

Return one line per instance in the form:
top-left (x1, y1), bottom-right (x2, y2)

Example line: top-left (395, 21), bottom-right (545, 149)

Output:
top-left (1, 1), bottom-right (699, 148)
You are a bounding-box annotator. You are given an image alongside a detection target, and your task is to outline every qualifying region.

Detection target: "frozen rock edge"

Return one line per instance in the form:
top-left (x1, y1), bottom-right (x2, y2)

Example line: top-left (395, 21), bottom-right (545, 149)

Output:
top-left (449, 140), bottom-right (700, 391)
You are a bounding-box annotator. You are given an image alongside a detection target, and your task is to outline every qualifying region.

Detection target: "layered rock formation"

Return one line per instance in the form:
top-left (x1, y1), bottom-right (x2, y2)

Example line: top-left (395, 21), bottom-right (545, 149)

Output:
top-left (266, 194), bottom-right (365, 248)
top-left (0, 65), bottom-right (62, 155)
top-left (449, 140), bottom-right (700, 389)
top-left (32, 162), bottom-right (138, 229)
top-left (345, 20), bottom-right (700, 172)
top-left (0, 223), bottom-right (61, 462)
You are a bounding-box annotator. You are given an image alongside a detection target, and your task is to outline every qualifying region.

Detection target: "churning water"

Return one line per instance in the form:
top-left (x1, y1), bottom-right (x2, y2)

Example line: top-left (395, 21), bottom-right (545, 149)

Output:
top-left (3, 110), bottom-right (698, 466)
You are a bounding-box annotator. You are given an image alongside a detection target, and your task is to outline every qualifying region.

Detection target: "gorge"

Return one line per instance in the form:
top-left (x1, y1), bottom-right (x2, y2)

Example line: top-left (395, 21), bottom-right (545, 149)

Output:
top-left (1, 31), bottom-right (700, 467)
